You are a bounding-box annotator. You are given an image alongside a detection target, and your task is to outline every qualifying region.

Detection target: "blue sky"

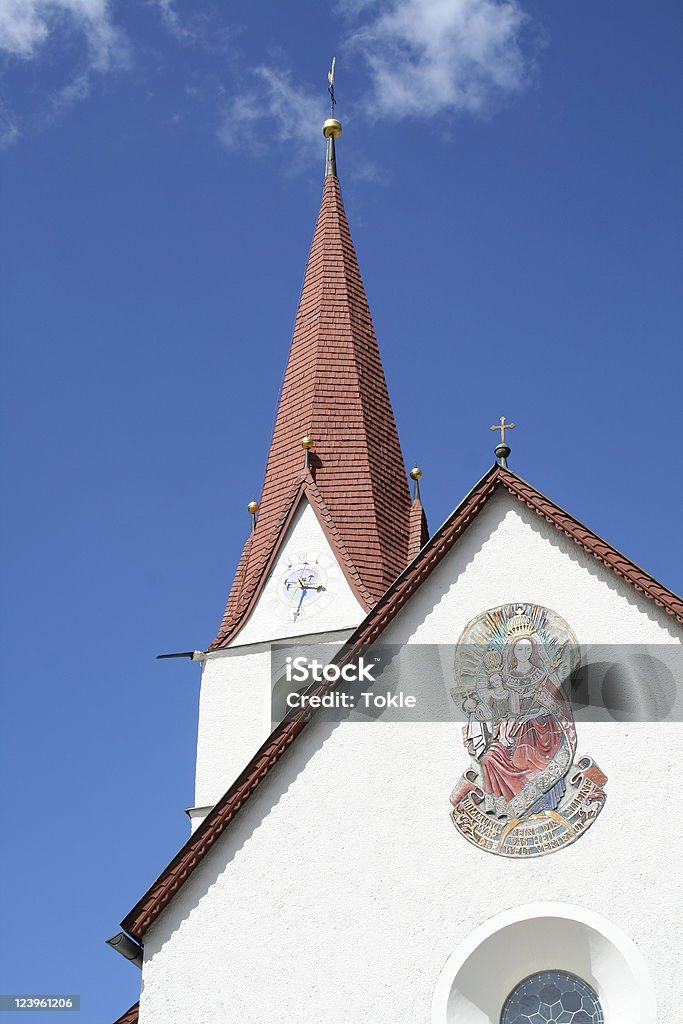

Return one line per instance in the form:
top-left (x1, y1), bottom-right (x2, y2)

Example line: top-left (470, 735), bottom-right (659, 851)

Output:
top-left (1, 1), bottom-right (681, 1019)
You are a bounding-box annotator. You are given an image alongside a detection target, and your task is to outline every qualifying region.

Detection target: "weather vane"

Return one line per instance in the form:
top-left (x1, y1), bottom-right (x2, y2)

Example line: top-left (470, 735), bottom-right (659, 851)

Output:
top-left (323, 58), bottom-right (342, 176)
top-left (328, 56), bottom-right (336, 117)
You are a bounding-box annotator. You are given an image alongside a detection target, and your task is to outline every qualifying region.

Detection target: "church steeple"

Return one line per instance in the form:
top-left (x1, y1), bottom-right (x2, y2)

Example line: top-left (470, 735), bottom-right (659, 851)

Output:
top-left (209, 111), bottom-right (411, 649)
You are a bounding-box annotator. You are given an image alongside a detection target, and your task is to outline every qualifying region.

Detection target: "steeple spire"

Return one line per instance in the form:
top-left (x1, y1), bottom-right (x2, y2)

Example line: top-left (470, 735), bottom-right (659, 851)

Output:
top-left (209, 104), bottom-right (411, 649)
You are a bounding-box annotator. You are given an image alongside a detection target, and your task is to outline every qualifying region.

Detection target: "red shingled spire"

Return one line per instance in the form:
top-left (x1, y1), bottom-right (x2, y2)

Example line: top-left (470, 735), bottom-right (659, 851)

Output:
top-left (209, 139), bottom-right (411, 649)
top-left (408, 497), bottom-right (429, 561)
top-left (407, 467), bottom-right (429, 561)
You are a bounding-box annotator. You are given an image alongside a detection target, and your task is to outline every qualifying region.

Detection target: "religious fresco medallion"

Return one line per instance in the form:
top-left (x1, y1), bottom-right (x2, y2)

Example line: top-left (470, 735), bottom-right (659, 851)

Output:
top-left (449, 604), bottom-right (607, 857)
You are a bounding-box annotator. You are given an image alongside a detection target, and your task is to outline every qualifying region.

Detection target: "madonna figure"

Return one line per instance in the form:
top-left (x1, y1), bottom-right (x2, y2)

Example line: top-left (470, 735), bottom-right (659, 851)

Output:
top-left (477, 611), bottom-right (576, 819)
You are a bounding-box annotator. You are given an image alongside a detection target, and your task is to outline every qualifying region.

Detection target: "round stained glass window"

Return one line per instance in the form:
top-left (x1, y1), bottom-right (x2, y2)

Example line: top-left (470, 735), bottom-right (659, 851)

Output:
top-left (500, 969), bottom-right (604, 1024)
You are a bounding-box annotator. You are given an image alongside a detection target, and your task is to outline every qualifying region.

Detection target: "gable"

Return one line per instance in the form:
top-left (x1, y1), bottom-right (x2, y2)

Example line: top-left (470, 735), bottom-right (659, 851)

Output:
top-left (379, 488), bottom-right (680, 648)
top-left (231, 496), bottom-right (366, 647)
top-left (349, 467), bottom-right (682, 651)
top-left (121, 465), bottom-right (682, 942)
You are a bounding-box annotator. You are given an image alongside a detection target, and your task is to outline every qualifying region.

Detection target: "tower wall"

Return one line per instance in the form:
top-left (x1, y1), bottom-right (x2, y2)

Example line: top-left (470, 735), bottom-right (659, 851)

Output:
top-left (192, 499), bottom-right (365, 823)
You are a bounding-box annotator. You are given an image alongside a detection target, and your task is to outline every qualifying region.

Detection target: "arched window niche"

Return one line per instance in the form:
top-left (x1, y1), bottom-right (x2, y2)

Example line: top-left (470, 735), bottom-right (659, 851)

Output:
top-left (431, 902), bottom-right (655, 1024)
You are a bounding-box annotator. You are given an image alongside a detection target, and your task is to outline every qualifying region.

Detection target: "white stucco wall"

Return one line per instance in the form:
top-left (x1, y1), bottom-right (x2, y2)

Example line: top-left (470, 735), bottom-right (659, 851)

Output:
top-left (193, 628), bottom-right (354, 816)
top-left (141, 490), bottom-right (681, 1023)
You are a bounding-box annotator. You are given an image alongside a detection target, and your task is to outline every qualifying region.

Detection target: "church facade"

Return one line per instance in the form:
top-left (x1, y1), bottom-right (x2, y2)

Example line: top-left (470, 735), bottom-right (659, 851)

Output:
top-left (109, 117), bottom-right (683, 1024)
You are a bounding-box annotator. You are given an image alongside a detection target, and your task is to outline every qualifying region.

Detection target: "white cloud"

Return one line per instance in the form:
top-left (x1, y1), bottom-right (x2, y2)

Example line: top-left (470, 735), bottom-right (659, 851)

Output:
top-left (219, 0), bottom-right (531, 165)
top-left (0, 1), bottom-right (129, 142)
top-left (350, 0), bottom-right (529, 120)
top-left (0, 0), bottom-right (531, 157)
top-left (0, 0), bottom-right (126, 69)
top-left (0, 0), bottom-right (49, 57)
top-left (153, 0), bottom-right (193, 43)
top-left (336, 0), bottom-right (377, 16)
top-left (218, 67), bottom-right (324, 163)
top-left (0, 97), bottom-right (20, 147)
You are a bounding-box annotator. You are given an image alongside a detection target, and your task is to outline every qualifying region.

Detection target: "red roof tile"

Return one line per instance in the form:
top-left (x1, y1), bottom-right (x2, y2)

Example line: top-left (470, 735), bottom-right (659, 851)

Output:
top-left (112, 1002), bottom-right (139, 1024)
top-left (121, 465), bottom-right (682, 940)
top-left (209, 171), bottom-right (411, 649)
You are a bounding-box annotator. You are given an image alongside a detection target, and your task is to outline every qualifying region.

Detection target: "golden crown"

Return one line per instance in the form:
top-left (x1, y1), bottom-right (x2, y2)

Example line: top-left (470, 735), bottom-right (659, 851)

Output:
top-left (505, 607), bottom-right (536, 638)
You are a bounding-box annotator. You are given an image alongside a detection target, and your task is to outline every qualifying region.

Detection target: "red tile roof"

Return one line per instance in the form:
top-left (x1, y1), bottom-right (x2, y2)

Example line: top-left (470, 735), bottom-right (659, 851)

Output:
top-left (209, 172), bottom-right (411, 649)
top-left (408, 496), bottom-right (429, 561)
top-left (121, 464), bottom-right (682, 941)
top-left (112, 1002), bottom-right (139, 1024)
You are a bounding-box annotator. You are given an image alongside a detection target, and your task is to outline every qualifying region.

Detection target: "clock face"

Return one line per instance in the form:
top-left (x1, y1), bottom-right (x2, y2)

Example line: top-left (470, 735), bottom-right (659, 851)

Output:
top-left (266, 551), bottom-right (340, 623)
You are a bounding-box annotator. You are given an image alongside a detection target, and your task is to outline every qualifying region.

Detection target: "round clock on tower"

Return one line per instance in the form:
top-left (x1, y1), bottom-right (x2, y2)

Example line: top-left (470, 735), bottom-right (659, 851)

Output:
top-left (267, 551), bottom-right (340, 623)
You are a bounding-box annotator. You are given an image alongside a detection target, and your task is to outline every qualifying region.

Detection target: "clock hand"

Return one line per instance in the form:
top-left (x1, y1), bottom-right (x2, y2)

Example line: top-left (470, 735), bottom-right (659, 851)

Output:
top-left (297, 574), bottom-right (323, 590)
top-left (294, 587), bottom-right (306, 617)
top-left (288, 581), bottom-right (302, 607)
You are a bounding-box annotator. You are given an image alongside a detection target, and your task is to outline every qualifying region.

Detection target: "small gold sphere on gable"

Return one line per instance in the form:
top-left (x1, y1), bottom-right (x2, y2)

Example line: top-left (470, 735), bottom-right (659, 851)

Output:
top-left (410, 466), bottom-right (423, 481)
top-left (247, 500), bottom-right (260, 515)
top-left (301, 435), bottom-right (314, 450)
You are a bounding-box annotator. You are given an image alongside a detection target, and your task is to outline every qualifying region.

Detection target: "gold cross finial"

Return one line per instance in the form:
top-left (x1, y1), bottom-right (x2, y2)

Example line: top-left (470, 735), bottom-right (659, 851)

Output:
top-left (490, 416), bottom-right (516, 444)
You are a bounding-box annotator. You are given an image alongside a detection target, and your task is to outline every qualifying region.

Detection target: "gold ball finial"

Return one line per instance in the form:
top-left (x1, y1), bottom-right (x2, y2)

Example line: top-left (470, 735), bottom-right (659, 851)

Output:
top-left (410, 466), bottom-right (423, 481)
top-left (301, 435), bottom-right (314, 450)
top-left (322, 118), bottom-right (342, 139)
top-left (247, 500), bottom-right (260, 515)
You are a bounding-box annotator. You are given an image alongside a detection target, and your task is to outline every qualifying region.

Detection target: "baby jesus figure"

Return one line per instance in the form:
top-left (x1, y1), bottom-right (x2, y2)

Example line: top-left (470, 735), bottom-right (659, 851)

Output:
top-left (485, 672), bottom-right (515, 747)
